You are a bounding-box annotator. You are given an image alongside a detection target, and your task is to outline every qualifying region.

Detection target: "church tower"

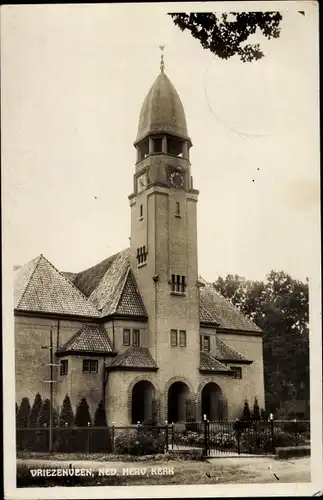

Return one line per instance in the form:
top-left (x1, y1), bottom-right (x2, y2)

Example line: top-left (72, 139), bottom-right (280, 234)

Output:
top-left (129, 52), bottom-right (200, 409)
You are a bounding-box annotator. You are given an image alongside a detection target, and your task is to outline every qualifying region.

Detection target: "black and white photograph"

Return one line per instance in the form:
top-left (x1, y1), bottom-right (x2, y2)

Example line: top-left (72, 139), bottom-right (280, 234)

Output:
top-left (1, 1), bottom-right (322, 498)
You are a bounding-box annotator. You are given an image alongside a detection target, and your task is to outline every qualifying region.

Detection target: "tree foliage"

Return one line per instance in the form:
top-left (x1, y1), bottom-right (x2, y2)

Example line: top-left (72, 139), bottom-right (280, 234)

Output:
top-left (36, 398), bottom-right (58, 427)
top-left (28, 393), bottom-right (43, 427)
top-left (94, 400), bottom-right (107, 427)
top-left (17, 397), bottom-right (31, 428)
top-left (74, 397), bottom-right (92, 427)
top-left (169, 12), bottom-right (283, 62)
top-left (213, 270), bottom-right (309, 414)
top-left (59, 395), bottom-right (74, 427)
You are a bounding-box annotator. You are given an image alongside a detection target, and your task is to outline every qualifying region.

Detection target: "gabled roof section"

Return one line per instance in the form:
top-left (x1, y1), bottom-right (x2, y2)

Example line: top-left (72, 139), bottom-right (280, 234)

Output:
top-left (73, 249), bottom-right (128, 298)
top-left (200, 352), bottom-right (232, 373)
top-left (57, 324), bottom-right (113, 354)
top-left (215, 337), bottom-right (252, 363)
top-left (109, 346), bottom-right (157, 371)
top-left (116, 269), bottom-right (147, 317)
top-left (88, 249), bottom-right (133, 317)
top-left (14, 255), bottom-right (100, 318)
top-left (199, 278), bottom-right (262, 333)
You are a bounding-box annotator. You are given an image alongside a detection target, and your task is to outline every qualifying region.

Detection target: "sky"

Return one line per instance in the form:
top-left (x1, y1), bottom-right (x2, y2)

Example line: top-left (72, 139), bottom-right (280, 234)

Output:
top-left (1, 1), bottom-right (320, 283)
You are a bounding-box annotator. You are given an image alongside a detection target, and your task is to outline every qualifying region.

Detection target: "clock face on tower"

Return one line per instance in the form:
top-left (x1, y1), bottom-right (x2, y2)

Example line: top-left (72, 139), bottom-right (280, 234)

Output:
top-left (169, 171), bottom-right (185, 189)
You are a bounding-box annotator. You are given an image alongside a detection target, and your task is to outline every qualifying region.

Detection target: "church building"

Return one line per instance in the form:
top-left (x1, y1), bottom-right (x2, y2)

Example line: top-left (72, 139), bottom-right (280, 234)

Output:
top-left (14, 57), bottom-right (265, 425)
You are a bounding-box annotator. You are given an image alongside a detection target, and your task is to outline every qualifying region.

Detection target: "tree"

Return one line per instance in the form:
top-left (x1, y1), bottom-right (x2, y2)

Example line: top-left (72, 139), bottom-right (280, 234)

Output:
top-left (169, 12), bottom-right (283, 62)
top-left (252, 397), bottom-right (261, 421)
top-left (74, 398), bottom-right (92, 427)
top-left (36, 398), bottom-right (58, 427)
top-left (213, 270), bottom-right (309, 415)
top-left (94, 400), bottom-right (107, 427)
top-left (17, 397), bottom-right (31, 428)
top-left (28, 393), bottom-right (43, 427)
top-left (241, 400), bottom-right (251, 420)
top-left (59, 395), bottom-right (74, 427)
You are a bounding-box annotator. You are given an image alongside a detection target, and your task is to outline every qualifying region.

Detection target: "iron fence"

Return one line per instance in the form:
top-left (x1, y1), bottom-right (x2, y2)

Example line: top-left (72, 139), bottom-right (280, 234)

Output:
top-left (16, 419), bottom-right (310, 456)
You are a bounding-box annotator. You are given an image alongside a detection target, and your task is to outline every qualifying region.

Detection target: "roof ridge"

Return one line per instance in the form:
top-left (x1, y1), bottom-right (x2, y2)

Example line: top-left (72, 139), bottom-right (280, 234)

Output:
top-left (41, 255), bottom-right (99, 314)
top-left (16, 254), bottom-right (43, 309)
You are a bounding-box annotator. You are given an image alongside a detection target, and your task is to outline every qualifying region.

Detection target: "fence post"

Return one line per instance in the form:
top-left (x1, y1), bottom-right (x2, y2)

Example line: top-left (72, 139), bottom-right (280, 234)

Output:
top-left (171, 422), bottom-right (174, 449)
top-left (203, 414), bottom-right (208, 456)
top-left (137, 422), bottom-right (141, 455)
top-left (294, 419), bottom-right (298, 446)
top-left (165, 421), bottom-right (168, 453)
top-left (111, 422), bottom-right (115, 453)
top-left (269, 413), bottom-right (274, 453)
top-left (236, 418), bottom-right (240, 455)
top-left (87, 422), bottom-right (91, 454)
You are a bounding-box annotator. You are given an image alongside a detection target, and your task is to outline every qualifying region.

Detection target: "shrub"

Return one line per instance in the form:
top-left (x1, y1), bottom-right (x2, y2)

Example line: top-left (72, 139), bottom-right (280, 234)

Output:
top-left (186, 421), bottom-right (199, 433)
top-left (75, 398), bottom-right (92, 427)
top-left (92, 401), bottom-right (112, 453)
top-left (17, 397), bottom-right (31, 428)
top-left (282, 420), bottom-right (309, 435)
top-left (114, 429), bottom-right (165, 455)
top-left (28, 393), bottom-right (43, 427)
top-left (252, 397), bottom-right (261, 421)
top-left (210, 432), bottom-right (236, 449)
top-left (59, 395), bottom-right (74, 427)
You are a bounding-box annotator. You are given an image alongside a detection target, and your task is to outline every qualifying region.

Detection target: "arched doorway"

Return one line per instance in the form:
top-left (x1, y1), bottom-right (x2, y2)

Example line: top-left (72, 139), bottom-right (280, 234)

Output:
top-left (168, 381), bottom-right (190, 423)
top-left (131, 381), bottom-right (156, 424)
top-left (201, 382), bottom-right (226, 421)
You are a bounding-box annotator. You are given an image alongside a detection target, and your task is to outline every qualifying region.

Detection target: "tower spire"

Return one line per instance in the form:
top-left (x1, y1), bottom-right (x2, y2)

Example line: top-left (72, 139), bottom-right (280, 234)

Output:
top-left (159, 45), bottom-right (165, 73)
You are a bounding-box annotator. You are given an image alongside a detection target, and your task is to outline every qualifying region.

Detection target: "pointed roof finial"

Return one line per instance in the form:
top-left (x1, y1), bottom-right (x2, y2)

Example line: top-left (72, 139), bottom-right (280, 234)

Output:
top-left (159, 45), bottom-right (165, 73)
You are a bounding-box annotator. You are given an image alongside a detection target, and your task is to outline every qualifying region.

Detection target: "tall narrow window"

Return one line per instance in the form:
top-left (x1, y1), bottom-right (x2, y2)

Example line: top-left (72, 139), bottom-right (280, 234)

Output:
top-left (137, 246), bottom-right (147, 265)
top-left (140, 204), bottom-right (143, 219)
top-left (171, 274), bottom-right (176, 291)
top-left (123, 329), bottom-right (130, 346)
top-left (176, 275), bottom-right (181, 292)
top-left (60, 360), bottom-right (68, 376)
top-left (200, 335), bottom-right (202, 351)
top-left (152, 137), bottom-right (163, 153)
top-left (176, 201), bottom-right (180, 216)
top-left (179, 330), bottom-right (186, 347)
top-left (170, 329), bottom-right (178, 346)
top-left (203, 336), bottom-right (210, 352)
top-left (133, 329), bottom-right (140, 346)
top-left (180, 276), bottom-right (186, 293)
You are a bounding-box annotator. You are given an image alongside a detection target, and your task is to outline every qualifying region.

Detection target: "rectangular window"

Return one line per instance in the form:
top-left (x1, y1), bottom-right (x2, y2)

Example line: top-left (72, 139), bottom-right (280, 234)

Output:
top-left (140, 204), bottom-right (143, 218)
top-left (170, 329), bottom-right (178, 346)
top-left (203, 336), bottom-right (210, 352)
top-left (123, 329), bottom-right (131, 346)
top-left (200, 335), bottom-right (202, 351)
top-left (133, 329), bottom-right (140, 346)
top-left (60, 360), bottom-right (68, 376)
top-left (179, 330), bottom-right (186, 347)
top-left (137, 246), bottom-right (147, 265)
top-left (176, 201), bottom-right (180, 215)
top-left (231, 366), bottom-right (242, 379)
top-left (171, 274), bottom-right (186, 293)
top-left (83, 359), bottom-right (98, 374)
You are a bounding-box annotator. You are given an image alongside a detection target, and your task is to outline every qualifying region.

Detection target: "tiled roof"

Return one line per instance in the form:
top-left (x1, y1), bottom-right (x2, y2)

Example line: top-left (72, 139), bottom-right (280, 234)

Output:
top-left (199, 304), bottom-right (219, 325)
top-left (73, 250), bottom-right (126, 298)
top-left (109, 346), bottom-right (157, 370)
top-left (58, 324), bottom-right (113, 354)
top-left (14, 255), bottom-right (100, 318)
top-left (116, 269), bottom-right (147, 317)
top-left (62, 272), bottom-right (77, 283)
top-left (214, 337), bottom-right (251, 363)
top-left (200, 352), bottom-right (232, 373)
top-left (199, 278), bottom-right (262, 333)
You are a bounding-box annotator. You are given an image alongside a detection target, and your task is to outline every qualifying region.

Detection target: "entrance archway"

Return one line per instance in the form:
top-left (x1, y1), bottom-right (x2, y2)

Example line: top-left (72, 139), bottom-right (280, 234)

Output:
top-left (131, 381), bottom-right (155, 424)
top-left (168, 381), bottom-right (190, 422)
top-left (201, 382), bottom-right (226, 421)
